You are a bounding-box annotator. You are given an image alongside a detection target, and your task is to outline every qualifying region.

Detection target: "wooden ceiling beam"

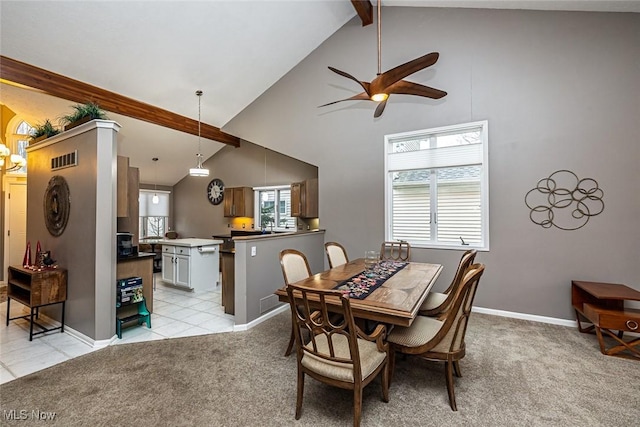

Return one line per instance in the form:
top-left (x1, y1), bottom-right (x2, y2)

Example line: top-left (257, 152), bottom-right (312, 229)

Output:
top-left (351, 0), bottom-right (373, 26)
top-left (0, 55), bottom-right (240, 147)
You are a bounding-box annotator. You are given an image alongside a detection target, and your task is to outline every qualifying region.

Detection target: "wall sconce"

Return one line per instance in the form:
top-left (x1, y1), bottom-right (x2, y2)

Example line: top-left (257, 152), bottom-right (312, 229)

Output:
top-left (0, 143), bottom-right (26, 172)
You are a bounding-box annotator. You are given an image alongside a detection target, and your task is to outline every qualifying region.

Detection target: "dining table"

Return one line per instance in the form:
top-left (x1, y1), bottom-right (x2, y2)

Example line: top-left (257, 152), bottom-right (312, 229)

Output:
top-left (275, 258), bottom-right (443, 327)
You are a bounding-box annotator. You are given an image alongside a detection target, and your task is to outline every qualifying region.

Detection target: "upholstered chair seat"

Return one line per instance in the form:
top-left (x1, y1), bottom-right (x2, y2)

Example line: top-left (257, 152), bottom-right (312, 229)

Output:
top-left (302, 334), bottom-right (387, 382)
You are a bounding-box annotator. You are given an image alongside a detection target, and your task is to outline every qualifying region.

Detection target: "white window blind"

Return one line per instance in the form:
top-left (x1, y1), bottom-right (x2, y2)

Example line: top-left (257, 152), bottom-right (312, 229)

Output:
top-left (385, 121), bottom-right (489, 250)
top-left (139, 190), bottom-right (170, 217)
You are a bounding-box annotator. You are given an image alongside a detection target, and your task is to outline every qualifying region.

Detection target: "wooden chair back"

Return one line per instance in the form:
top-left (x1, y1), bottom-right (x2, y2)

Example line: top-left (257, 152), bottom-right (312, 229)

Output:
top-left (286, 284), bottom-right (362, 377)
top-left (380, 241), bottom-right (411, 262)
top-left (286, 283), bottom-right (390, 425)
top-left (434, 263), bottom-right (485, 353)
top-left (279, 249), bottom-right (312, 285)
top-left (442, 249), bottom-right (477, 294)
top-left (324, 242), bottom-right (349, 268)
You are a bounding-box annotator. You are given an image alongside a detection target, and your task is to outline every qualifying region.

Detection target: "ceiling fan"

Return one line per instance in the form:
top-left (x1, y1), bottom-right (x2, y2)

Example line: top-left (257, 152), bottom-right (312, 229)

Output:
top-left (320, 1), bottom-right (447, 118)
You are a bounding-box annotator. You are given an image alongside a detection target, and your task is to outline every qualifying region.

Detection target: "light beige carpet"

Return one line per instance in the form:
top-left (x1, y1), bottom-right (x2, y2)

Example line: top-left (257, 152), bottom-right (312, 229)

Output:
top-left (1, 311), bottom-right (638, 426)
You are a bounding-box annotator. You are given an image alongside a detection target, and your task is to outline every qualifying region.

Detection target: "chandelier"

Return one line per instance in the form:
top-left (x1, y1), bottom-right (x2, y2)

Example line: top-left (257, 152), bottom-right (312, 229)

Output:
top-left (0, 143), bottom-right (26, 172)
top-left (189, 90), bottom-right (209, 177)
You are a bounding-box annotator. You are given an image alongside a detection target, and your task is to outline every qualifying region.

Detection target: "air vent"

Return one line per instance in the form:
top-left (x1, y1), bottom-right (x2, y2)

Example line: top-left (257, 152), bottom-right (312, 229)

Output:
top-left (51, 150), bottom-right (78, 170)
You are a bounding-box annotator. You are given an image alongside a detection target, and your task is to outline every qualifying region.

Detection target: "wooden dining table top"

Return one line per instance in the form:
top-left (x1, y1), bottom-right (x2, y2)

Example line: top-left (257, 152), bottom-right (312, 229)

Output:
top-left (275, 258), bottom-right (443, 327)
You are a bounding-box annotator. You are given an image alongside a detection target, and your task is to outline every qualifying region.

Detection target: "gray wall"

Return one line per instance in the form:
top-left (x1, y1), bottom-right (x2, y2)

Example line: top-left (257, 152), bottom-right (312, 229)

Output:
top-left (234, 231), bottom-right (325, 325)
top-left (172, 139), bottom-right (317, 238)
top-left (26, 122), bottom-right (118, 340)
top-left (224, 8), bottom-right (640, 320)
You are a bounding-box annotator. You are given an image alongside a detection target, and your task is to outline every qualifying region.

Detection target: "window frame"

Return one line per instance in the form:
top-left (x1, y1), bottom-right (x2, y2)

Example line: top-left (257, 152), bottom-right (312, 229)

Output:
top-left (5, 117), bottom-right (32, 175)
top-left (138, 189), bottom-right (171, 239)
top-left (384, 120), bottom-right (490, 251)
top-left (253, 185), bottom-right (295, 231)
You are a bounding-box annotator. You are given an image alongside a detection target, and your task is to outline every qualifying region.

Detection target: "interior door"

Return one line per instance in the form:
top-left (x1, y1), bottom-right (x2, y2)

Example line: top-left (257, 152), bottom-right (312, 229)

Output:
top-left (4, 181), bottom-right (27, 273)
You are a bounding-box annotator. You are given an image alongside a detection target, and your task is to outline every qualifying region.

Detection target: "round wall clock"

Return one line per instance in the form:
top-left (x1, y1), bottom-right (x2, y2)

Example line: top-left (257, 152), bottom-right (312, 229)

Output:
top-left (207, 178), bottom-right (225, 205)
top-left (44, 175), bottom-right (70, 237)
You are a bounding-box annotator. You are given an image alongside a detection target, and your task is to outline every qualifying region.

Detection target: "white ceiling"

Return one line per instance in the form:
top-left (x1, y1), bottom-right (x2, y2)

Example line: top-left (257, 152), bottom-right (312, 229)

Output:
top-left (2, 0), bottom-right (638, 185)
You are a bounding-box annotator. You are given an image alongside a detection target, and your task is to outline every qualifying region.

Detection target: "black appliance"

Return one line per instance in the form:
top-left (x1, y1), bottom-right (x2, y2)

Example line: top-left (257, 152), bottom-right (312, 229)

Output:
top-left (117, 233), bottom-right (137, 258)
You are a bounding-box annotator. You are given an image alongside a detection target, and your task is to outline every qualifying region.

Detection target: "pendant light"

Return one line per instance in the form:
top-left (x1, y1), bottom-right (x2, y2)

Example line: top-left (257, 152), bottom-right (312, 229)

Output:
top-left (152, 157), bottom-right (159, 204)
top-left (189, 90), bottom-right (209, 177)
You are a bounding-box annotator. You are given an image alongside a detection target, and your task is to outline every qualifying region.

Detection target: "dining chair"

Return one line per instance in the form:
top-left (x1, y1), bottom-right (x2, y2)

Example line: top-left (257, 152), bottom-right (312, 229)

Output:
top-left (380, 241), bottom-right (411, 262)
top-left (324, 241), bottom-right (349, 268)
top-left (279, 249), bottom-right (313, 357)
top-left (387, 263), bottom-right (486, 411)
top-left (286, 283), bottom-right (390, 427)
top-left (419, 249), bottom-right (477, 317)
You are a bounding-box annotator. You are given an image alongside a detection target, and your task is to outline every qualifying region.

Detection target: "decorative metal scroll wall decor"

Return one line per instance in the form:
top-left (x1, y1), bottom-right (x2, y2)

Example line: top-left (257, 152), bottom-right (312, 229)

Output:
top-left (44, 175), bottom-right (71, 236)
top-left (525, 170), bottom-right (604, 231)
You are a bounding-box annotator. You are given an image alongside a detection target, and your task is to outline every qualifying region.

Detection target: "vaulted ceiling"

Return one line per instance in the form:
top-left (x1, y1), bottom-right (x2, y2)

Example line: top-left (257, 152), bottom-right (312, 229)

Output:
top-left (1, 1), bottom-right (637, 185)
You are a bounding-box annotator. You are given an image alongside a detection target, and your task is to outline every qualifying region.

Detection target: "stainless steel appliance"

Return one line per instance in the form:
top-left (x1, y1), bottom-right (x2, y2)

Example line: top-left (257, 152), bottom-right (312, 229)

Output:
top-left (117, 232), bottom-right (136, 258)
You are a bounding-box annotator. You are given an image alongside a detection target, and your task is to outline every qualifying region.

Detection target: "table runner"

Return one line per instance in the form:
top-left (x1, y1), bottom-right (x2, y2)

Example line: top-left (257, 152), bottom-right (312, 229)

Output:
top-left (334, 261), bottom-right (408, 299)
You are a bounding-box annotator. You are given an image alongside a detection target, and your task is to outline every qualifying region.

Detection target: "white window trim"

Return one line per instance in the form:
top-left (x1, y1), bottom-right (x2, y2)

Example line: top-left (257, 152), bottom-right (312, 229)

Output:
top-left (384, 120), bottom-right (490, 251)
top-left (253, 185), bottom-right (295, 232)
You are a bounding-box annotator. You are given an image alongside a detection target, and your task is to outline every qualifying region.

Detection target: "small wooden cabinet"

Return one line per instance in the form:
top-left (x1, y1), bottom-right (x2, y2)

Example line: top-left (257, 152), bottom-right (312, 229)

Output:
top-left (291, 178), bottom-right (318, 218)
top-left (6, 266), bottom-right (68, 340)
top-left (224, 186), bottom-right (254, 217)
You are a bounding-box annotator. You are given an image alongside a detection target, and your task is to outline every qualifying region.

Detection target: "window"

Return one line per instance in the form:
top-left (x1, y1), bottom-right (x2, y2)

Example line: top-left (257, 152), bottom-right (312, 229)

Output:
top-left (254, 186), bottom-right (295, 231)
top-left (138, 190), bottom-right (170, 238)
top-left (384, 121), bottom-right (489, 250)
top-left (6, 119), bottom-right (32, 174)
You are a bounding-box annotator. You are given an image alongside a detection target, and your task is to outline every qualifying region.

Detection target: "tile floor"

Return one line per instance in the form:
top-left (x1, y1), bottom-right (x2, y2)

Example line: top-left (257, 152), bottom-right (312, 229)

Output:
top-left (0, 275), bottom-right (234, 384)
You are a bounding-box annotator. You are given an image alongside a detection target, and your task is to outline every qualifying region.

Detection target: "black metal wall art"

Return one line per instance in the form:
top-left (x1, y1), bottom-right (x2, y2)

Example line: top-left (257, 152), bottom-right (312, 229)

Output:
top-left (44, 175), bottom-right (71, 236)
top-left (525, 170), bottom-right (604, 231)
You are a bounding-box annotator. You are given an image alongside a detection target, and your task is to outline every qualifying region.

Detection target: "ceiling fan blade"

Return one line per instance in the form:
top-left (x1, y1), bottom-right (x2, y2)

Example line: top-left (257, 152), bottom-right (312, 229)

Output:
top-left (328, 67), bottom-right (371, 95)
top-left (374, 99), bottom-right (388, 118)
top-left (387, 80), bottom-right (447, 99)
top-left (371, 52), bottom-right (440, 93)
top-left (318, 92), bottom-right (370, 108)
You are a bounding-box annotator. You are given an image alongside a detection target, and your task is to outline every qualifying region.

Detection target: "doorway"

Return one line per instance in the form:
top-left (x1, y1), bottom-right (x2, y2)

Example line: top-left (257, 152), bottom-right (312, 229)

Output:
top-left (3, 178), bottom-right (27, 277)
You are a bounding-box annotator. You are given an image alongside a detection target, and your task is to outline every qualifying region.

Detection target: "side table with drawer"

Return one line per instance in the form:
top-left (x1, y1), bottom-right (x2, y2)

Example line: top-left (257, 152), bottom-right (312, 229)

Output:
top-left (6, 265), bottom-right (68, 341)
top-left (572, 280), bottom-right (640, 360)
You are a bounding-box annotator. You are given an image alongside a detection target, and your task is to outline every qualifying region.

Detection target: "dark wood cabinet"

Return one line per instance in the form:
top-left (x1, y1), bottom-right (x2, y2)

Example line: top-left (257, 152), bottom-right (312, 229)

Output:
top-left (221, 252), bottom-right (235, 315)
top-left (224, 186), bottom-right (254, 217)
top-left (291, 178), bottom-right (318, 218)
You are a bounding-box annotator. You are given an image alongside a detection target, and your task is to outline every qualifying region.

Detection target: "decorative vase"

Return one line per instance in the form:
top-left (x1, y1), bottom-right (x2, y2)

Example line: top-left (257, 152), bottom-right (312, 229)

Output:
top-left (23, 241), bottom-right (32, 267)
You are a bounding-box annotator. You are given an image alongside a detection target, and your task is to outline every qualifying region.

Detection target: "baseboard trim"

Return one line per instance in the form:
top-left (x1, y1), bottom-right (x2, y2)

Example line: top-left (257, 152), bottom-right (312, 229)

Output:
top-left (63, 325), bottom-right (115, 348)
top-left (233, 304), bottom-right (288, 332)
top-left (472, 306), bottom-right (577, 327)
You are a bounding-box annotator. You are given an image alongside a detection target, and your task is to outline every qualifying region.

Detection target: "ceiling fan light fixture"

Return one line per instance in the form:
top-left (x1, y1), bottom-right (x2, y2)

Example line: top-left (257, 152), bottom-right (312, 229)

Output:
top-left (189, 90), bottom-right (210, 177)
top-left (371, 93), bottom-right (388, 102)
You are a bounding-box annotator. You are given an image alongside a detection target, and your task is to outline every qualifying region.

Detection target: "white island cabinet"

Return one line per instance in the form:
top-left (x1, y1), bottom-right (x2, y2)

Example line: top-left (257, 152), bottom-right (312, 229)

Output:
top-left (159, 238), bottom-right (221, 292)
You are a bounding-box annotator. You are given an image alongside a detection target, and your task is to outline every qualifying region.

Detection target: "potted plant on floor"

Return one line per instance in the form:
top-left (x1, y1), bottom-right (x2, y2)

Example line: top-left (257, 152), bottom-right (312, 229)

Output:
top-left (59, 102), bottom-right (108, 131)
top-left (29, 119), bottom-right (61, 143)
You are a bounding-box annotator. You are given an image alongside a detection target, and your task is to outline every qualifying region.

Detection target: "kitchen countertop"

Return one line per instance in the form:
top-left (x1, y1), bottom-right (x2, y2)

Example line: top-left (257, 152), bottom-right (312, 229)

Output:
top-left (156, 238), bottom-right (223, 247)
top-left (232, 229), bottom-right (324, 241)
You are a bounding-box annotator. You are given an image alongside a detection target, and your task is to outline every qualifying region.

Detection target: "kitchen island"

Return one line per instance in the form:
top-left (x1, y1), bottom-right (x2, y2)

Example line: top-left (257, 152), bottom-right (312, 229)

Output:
top-left (157, 238), bottom-right (222, 292)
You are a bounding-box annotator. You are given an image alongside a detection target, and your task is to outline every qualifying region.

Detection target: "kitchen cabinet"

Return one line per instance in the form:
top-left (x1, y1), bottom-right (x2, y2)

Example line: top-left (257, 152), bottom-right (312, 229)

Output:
top-left (160, 239), bottom-right (220, 291)
top-left (224, 186), bottom-right (254, 217)
top-left (221, 252), bottom-right (235, 315)
top-left (291, 178), bottom-right (318, 218)
top-left (117, 156), bottom-right (129, 217)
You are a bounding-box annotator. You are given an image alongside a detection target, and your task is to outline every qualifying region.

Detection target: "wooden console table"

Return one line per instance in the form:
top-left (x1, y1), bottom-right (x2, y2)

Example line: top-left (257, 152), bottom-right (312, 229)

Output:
top-left (572, 280), bottom-right (640, 360)
top-left (6, 266), bottom-right (68, 341)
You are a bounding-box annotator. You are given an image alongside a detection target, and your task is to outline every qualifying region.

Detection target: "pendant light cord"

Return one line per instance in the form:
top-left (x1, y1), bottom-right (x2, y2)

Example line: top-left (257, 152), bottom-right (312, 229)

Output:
top-left (196, 90), bottom-right (203, 158)
top-left (377, 0), bottom-right (381, 76)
